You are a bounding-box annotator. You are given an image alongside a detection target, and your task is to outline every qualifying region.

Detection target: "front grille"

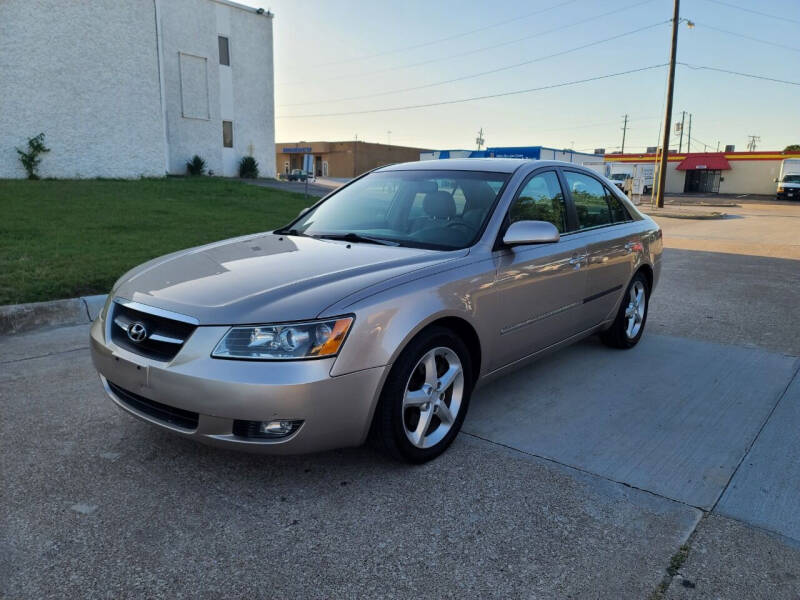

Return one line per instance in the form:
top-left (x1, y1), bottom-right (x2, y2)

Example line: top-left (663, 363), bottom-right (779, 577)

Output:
top-left (107, 381), bottom-right (199, 430)
top-left (110, 302), bottom-right (196, 362)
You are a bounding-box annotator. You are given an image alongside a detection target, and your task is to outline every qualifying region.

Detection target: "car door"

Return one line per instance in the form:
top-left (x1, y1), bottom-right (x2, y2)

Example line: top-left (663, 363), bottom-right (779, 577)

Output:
top-left (488, 169), bottom-right (588, 370)
top-left (561, 169), bottom-right (638, 329)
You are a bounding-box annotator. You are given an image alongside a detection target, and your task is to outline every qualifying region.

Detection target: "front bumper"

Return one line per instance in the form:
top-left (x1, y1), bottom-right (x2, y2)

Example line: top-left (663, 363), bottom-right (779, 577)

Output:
top-left (90, 316), bottom-right (387, 454)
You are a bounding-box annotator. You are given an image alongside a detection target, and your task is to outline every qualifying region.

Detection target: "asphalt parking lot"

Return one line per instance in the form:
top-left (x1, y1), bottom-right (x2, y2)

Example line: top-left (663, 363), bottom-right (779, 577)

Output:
top-left (2, 200), bottom-right (799, 598)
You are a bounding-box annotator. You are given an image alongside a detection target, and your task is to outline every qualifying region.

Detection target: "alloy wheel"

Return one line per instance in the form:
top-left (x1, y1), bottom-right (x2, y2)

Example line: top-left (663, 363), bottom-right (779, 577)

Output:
top-left (402, 347), bottom-right (464, 449)
top-left (624, 280), bottom-right (647, 339)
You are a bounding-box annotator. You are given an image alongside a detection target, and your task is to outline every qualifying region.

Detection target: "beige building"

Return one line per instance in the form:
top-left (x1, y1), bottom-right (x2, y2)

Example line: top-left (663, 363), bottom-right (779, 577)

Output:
top-left (605, 150), bottom-right (800, 195)
top-left (276, 141), bottom-right (429, 179)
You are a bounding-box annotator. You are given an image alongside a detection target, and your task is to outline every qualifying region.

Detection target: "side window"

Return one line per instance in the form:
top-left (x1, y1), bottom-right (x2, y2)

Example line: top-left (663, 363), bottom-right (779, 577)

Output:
top-left (509, 171), bottom-right (566, 233)
top-left (605, 188), bottom-right (631, 223)
top-left (564, 171), bottom-right (612, 229)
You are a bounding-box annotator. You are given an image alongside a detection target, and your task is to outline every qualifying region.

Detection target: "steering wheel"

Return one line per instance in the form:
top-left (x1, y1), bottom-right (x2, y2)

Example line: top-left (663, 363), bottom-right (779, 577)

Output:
top-left (445, 220), bottom-right (478, 234)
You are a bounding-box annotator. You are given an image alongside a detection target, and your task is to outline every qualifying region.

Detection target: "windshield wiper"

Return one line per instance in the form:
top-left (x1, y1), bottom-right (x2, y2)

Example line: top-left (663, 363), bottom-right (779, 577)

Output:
top-left (316, 232), bottom-right (399, 246)
top-left (275, 227), bottom-right (310, 237)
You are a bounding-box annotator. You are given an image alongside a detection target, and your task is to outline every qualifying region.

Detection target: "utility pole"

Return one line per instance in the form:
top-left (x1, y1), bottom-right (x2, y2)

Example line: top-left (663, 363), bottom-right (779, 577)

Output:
top-left (747, 135), bottom-right (760, 152)
top-left (621, 114), bottom-right (629, 154)
top-left (687, 113), bottom-right (692, 153)
top-left (716, 141), bottom-right (720, 152)
top-left (353, 134), bottom-right (358, 177)
top-left (656, 0), bottom-right (680, 208)
top-left (476, 128), bottom-right (485, 151)
top-left (678, 111), bottom-right (686, 153)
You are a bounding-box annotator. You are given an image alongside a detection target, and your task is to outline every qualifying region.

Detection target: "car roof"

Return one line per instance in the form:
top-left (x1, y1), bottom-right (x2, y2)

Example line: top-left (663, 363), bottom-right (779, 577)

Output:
top-left (376, 158), bottom-right (531, 174)
top-left (374, 158), bottom-right (595, 174)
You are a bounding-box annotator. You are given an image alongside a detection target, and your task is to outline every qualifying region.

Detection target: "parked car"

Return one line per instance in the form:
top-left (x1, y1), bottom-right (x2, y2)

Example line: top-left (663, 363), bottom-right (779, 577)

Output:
top-left (91, 159), bottom-right (662, 463)
top-left (288, 168), bottom-right (312, 182)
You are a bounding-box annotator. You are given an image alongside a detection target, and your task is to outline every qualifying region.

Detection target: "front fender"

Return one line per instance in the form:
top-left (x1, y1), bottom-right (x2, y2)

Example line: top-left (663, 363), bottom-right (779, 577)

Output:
top-left (327, 258), bottom-right (496, 377)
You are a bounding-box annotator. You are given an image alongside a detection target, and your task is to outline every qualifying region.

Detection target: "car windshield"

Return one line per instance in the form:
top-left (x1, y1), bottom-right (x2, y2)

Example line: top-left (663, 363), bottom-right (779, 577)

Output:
top-left (285, 170), bottom-right (509, 250)
top-left (783, 174), bottom-right (800, 183)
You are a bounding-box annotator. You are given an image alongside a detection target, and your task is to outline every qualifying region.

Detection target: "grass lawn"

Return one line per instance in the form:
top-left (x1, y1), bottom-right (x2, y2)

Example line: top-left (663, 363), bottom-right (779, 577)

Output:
top-left (0, 178), bottom-right (311, 305)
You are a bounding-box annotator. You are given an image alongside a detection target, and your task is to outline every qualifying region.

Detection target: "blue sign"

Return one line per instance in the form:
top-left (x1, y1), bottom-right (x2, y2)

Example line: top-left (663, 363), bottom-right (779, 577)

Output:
top-left (283, 147), bottom-right (312, 153)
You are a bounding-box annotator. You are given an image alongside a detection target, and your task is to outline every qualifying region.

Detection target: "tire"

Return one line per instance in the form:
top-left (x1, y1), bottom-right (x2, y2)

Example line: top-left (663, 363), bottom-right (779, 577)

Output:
top-left (371, 326), bottom-right (473, 463)
top-left (600, 271), bottom-right (650, 349)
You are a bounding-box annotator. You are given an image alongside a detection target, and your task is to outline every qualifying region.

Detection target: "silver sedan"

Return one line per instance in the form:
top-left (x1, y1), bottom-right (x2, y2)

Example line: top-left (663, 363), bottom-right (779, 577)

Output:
top-left (91, 159), bottom-right (662, 463)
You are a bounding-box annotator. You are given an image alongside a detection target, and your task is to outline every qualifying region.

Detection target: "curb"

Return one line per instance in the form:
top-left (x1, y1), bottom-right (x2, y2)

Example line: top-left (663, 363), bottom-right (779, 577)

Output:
top-left (642, 210), bottom-right (728, 220)
top-left (0, 294), bottom-right (107, 337)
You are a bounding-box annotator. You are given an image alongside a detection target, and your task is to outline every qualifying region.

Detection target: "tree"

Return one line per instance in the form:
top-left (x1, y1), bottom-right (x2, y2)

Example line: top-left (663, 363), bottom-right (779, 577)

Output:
top-left (785, 144), bottom-right (800, 152)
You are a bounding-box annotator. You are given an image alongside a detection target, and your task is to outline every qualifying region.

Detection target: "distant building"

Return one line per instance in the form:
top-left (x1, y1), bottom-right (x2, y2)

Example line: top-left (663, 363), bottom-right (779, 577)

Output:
top-left (421, 146), bottom-right (602, 166)
top-left (0, 0), bottom-right (275, 179)
top-left (276, 141), bottom-right (430, 178)
top-left (605, 150), bottom-right (800, 195)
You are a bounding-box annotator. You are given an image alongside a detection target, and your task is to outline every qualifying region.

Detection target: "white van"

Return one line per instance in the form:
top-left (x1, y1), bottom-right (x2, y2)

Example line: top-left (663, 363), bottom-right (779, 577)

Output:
top-left (777, 159), bottom-right (800, 200)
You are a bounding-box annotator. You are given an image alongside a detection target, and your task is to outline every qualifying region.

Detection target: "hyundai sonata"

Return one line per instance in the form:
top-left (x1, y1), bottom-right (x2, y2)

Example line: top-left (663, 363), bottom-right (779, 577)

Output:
top-left (91, 159), bottom-right (662, 462)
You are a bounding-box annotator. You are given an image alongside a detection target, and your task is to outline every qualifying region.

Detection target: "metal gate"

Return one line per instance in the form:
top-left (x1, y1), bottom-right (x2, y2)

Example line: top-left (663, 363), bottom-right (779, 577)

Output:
top-left (684, 169), bottom-right (721, 193)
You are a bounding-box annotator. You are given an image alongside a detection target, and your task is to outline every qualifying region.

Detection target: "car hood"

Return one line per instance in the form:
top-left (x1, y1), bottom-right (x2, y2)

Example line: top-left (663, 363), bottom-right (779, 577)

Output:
top-left (113, 232), bottom-right (467, 324)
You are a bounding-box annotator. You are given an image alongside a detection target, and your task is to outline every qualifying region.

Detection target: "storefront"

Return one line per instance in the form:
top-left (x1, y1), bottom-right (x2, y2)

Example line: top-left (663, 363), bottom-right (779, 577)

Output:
top-left (605, 150), bottom-right (800, 196)
top-left (677, 154), bottom-right (731, 193)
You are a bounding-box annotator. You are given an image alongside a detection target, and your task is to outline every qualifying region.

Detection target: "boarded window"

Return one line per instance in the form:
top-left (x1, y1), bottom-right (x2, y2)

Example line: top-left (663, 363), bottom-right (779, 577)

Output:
top-left (222, 121), bottom-right (233, 148)
top-left (218, 36), bottom-right (230, 66)
top-left (179, 53), bottom-right (209, 120)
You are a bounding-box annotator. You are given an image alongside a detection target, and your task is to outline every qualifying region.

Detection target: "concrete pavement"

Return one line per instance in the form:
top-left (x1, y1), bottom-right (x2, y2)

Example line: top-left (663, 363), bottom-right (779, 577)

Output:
top-left (2, 199), bottom-right (800, 598)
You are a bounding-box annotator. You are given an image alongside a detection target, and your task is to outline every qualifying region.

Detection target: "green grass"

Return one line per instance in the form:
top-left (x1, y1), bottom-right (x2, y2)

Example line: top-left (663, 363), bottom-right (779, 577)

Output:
top-left (0, 178), bottom-right (310, 305)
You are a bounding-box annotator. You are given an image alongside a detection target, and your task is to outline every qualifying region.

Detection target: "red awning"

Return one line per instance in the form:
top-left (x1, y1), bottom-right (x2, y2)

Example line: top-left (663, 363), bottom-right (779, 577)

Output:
top-left (675, 154), bottom-right (731, 170)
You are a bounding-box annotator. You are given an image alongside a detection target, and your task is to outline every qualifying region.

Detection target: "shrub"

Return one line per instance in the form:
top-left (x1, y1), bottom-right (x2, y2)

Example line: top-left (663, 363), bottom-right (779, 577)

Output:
top-left (239, 155), bottom-right (259, 179)
top-left (16, 133), bottom-right (50, 180)
top-left (186, 155), bottom-right (206, 176)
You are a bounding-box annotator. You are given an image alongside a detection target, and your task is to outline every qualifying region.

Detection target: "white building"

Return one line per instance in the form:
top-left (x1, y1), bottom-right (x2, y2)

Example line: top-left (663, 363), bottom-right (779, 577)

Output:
top-left (0, 0), bottom-right (276, 179)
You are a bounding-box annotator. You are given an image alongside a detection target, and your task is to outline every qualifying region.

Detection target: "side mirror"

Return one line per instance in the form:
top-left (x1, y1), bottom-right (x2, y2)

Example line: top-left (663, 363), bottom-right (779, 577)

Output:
top-left (298, 207), bottom-right (311, 218)
top-left (503, 220), bottom-right (560, 246)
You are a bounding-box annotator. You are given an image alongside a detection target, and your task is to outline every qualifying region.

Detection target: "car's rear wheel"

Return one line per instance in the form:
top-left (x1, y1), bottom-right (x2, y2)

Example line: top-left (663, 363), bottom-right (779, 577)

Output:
top-left (371, 327), bottom-right (473, 463)
top-left (600, 271), bottom-right (649, 349)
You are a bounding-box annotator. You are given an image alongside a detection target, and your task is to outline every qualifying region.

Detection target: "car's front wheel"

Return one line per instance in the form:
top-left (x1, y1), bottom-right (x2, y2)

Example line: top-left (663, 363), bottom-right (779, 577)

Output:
top-left (372, 327), bottom-right (473, 463)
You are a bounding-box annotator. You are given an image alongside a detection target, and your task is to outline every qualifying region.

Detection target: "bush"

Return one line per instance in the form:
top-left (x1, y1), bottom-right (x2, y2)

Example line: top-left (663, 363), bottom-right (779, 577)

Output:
top-left (186, 155), bottom-right (206, 176)
top-left (16, 133), bottom-right (50, 180)
top-left (239, 155), bottom-right (259, 179)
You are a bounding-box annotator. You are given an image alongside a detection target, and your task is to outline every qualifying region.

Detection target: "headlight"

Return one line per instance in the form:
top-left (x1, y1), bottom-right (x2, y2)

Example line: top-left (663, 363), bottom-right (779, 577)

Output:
top-left (211, 317), bottom-right (353, 360)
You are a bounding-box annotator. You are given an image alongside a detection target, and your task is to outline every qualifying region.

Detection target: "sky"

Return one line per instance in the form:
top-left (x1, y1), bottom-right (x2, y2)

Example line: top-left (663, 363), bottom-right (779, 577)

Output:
top-left (241, 0), bottom-right (799, 153)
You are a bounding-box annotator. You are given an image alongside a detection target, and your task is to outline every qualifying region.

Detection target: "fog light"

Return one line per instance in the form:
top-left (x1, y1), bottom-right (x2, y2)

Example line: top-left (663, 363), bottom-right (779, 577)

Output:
top-left (260, 420), bottom-right (301, 436)
top-left (232, 419), bottom-right (303, 439)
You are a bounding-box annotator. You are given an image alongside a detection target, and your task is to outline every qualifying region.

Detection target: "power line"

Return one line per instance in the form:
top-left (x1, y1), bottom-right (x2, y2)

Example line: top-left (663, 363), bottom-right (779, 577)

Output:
top-left (698, 0), bottom-right (800, 25)
top-left (281, 20), bottom-right (670, 107)
top-left (678, 63), bottom-right (800, 86)
top-left (278, 0), bottom-right (658, 86)
top-left (308, 0), bottom-right (579, 68)
top-left (277, 64), bottom-right (668, 119)
top-left (693, 21), bottom-right (800, 53)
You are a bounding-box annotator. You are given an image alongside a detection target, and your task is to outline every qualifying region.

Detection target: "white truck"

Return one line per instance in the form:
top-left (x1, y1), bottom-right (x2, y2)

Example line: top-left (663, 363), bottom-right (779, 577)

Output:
top-left (637, 163), bottom-right (655, 195)
top-left (776, 159), bottom-right (800, 201)
top-left (607, 163), bottom-right (634, 191)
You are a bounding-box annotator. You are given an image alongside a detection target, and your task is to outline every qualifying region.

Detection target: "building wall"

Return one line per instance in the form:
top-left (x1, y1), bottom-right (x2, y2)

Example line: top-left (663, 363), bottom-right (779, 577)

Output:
top-left (606, 152), bottom-right (800, 195)
top-left (276, 141), bottom-right (428, 178)
top-left (229, 6), bottom-right (276, 178)
top-left (158, 0), bottom-right (275, 178)
top-left (0, 0), bottom-right (274, 179)
top-left (0, 0), bottom-right (165, 178)
top-left (718, 161), bottom-right (780, 195)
